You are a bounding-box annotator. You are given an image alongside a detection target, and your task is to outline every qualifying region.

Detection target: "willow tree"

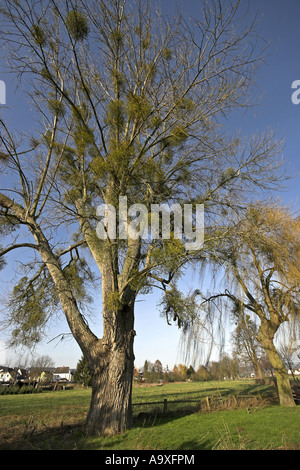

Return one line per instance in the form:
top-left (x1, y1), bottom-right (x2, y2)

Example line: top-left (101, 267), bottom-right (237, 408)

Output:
top-left (0, 0), bottom-right (284, 435)
top-left (199, 204), bottom-right (300, 406)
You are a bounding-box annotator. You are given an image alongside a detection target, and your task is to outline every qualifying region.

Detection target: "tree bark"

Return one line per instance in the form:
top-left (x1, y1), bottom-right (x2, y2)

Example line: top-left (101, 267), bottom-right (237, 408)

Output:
top-left (84, 303), bottom-right (135, 436)
top-left (258, 322), bottom-right (295, 407)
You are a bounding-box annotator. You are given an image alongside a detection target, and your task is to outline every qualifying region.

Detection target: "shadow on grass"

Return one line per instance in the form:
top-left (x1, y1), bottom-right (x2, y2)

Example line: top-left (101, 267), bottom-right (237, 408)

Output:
top-left (134, 380), bottom-right (276, 403)
top-left (0, 381), bottom-right (280, 450)
top-left (0, 422), bottom-right (84, 450)
top-left (0, 410), bottom-right (212, 450)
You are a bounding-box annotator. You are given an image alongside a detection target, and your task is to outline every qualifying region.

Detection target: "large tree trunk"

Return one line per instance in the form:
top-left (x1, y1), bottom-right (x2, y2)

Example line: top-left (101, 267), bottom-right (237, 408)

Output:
top-left (84, 302), bottom-right (135, 436)
top-left (258, 322), bottom-right (295, 407)
top-left (264, 341), bottom-right (295, 407)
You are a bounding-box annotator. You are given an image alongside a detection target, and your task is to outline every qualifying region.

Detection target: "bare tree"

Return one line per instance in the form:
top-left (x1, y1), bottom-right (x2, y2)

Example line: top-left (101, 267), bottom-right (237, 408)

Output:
top-left (29, 354), bottom-right (55, 382)
top-left (0, 0), bottom-right (286, 434)
top-left (231, 310), bottom-right (265, 380)
top-left (278, 317), bottom-right (300, 381)
top-left (30, 354), bottom-right (55, 370)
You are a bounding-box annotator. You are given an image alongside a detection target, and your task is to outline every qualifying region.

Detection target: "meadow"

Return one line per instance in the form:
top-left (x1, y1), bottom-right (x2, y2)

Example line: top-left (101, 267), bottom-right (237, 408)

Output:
top-left (0, 379), bottom-right (299, 450)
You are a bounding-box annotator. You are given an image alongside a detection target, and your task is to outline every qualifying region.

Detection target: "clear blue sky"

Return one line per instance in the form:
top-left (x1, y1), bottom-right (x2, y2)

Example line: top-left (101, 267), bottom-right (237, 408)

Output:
top-left (0, 0), bottom-right (299, 369)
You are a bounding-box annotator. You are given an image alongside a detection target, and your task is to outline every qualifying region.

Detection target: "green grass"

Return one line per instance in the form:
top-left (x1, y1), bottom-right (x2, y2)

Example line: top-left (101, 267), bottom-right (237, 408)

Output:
top-left (86, 406), bottom-right (300, 451)
top-left (0, 380), bottom-right (299, 450)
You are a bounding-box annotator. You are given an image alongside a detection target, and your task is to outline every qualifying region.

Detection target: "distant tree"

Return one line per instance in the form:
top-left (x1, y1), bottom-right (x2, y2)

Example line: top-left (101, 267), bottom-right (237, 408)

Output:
top-left (30, 355), bottom-right (55, 370)
top-left (277, 317), bottom-right (300, 381)
top-left (142, 360), bottom-right (151, 381)
top-left (74, 355), bottom-right (92, 387)
top-left (195, 365), bottom-right (211, 381)
top-left (208, 361), bottom-right (221, 380)
top-left (171, 365), bottom-right (179, 381)
top-left (141, 359), bottom-right (165, 382)
top-left (29, 355), bottom-right (54, 382)
top-left (259, 353), bottom-right (274, 377)
top-left (232, 312), bottom-right (265, 380)
top-left (163, 364), bottom-right (174, 382)
top-left (200, 355), bottom-right (238, 380)
top-left (218, 354), bottom-right (238, 379)
top-left (187, 365), bottom-right (195, 379)
top-left (153, 359), bottom-right (163, 381)
top-left (172, 364), bottom-right (188, 381)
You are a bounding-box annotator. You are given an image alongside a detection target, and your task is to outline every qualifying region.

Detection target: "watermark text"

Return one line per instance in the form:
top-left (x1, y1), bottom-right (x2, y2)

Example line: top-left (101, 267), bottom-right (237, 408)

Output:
top-left (96, 197), bottom-right (204, 251)
top-left (291, 80), bottom-right (300, 105)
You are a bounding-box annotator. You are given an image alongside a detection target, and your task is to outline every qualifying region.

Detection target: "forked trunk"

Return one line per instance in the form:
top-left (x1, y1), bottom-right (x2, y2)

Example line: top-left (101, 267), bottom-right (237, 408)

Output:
top-left (84, 303), bottom-right (135, 436)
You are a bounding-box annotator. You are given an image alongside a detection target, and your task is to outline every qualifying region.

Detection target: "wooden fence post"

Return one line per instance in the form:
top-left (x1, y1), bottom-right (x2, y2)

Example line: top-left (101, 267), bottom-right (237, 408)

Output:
top-left (163, 399), bottom-right (168, 415)
top-left (206, 396), bottom-right (210, 411)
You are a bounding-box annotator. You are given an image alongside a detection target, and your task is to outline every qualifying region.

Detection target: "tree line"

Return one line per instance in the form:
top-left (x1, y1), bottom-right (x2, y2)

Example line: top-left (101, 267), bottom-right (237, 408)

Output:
top-left (137, 356), bottom-right (256, 383)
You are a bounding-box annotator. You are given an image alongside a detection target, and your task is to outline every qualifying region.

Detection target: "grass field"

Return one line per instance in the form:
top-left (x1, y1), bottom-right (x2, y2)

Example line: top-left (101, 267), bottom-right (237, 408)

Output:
top-left (0, 380), bottom-right (299, 450)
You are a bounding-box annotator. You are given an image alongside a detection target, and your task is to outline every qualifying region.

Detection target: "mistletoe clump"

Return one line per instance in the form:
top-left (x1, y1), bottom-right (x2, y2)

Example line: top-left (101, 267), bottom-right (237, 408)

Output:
top-left (66, 10), bottom-right (89, 41)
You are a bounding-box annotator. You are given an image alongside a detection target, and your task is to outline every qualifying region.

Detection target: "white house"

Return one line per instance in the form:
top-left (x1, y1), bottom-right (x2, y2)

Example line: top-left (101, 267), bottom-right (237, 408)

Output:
top-left (53, 366), bottom-right (73, 382)
top-left (0, 366), bottom-right (14, 383)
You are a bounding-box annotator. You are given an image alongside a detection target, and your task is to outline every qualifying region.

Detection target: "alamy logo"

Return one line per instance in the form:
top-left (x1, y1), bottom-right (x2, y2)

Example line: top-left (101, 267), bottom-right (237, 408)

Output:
top-left (291, 80), bottom-right (300, 105)
top-left (96, 197), bottom-right (204, 250)
top-left (0, 80), bottom-right (6, 105)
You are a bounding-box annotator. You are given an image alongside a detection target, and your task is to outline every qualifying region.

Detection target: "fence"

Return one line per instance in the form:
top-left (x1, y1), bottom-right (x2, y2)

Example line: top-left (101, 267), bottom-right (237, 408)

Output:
top-left (132, 393), bottom-right (276, 416)
top-left (132, 398), bottom-right (203, 415)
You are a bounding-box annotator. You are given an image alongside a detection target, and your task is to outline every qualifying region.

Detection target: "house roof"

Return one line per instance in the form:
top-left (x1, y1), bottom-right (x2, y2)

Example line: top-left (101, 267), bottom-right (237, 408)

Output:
top-left (17, 369), bottom-right (29, 378)
top-left (0, 366), bottom-right (13, 373)
top-left (54, 367), bottom-right (70, 374)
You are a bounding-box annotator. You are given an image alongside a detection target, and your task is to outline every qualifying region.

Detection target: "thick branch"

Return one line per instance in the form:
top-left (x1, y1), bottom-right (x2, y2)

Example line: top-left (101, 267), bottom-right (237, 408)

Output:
top-left (0, 243), bottom-right (39, 257)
